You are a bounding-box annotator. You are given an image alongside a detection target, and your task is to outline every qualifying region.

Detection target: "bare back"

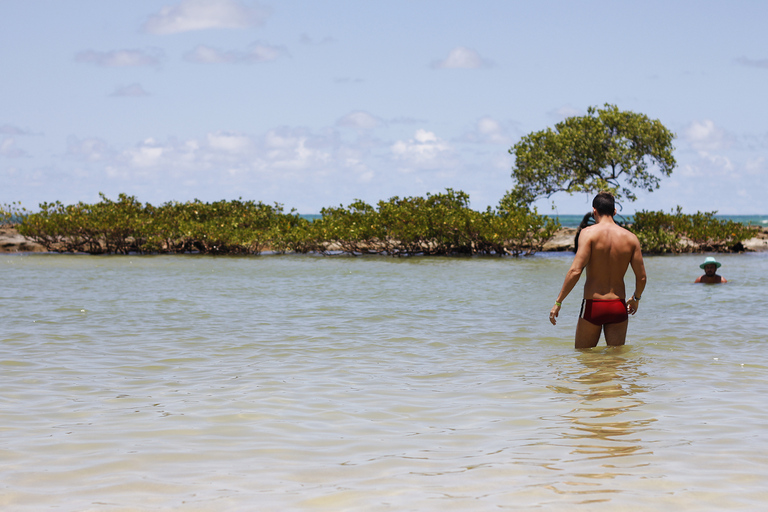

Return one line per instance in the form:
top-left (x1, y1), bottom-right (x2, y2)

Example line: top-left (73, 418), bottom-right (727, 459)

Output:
top-left (574, 219), bottom-right (643, 300)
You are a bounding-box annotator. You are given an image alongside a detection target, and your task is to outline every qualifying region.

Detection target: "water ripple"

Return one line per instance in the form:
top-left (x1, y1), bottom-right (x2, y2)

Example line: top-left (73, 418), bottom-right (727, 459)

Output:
top-left (1, 253), bottom-right (767, 510)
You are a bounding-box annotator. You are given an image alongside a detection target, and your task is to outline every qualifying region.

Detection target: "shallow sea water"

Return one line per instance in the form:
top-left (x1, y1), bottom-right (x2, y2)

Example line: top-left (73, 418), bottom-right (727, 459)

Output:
top-left (1, 252), bottom-right (767, 511)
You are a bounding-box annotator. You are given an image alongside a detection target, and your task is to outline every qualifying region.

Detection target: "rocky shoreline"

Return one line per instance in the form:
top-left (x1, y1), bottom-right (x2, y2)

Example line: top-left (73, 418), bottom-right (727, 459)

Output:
top-left (0, 226), bottom-right (48, 253)
top-left (2, 225), bottom-right (767, 254)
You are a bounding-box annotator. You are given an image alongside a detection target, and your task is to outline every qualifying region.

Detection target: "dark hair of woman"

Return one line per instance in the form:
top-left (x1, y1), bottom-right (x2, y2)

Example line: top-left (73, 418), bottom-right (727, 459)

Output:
top-left (573, 212), bottom-right (594, 253)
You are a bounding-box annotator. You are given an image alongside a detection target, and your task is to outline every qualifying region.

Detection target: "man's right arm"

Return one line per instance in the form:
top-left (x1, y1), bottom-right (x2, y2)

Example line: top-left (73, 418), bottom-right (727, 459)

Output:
top-left (550, 229), bottom-right (592, 325)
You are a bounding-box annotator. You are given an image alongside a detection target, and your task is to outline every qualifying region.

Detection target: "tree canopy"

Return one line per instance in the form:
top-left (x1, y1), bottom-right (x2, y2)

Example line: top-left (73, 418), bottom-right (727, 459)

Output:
top-left (509, 104), bottom-right (676, 206)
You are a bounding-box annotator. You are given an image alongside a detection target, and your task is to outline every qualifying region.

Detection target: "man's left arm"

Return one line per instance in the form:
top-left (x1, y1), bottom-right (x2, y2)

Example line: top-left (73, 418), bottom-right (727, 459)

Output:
top-left (627, 239), bottom-right (647, 315)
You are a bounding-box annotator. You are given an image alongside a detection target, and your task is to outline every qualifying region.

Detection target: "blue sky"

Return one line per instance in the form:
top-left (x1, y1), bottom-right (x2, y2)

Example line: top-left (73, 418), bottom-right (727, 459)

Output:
top-left (2, 0), bottom-right (766, 215)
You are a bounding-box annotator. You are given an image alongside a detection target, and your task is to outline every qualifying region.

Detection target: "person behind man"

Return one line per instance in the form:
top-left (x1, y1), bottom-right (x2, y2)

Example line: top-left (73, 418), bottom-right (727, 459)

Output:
top-left (695, 256), bottom-right (727, 283)
top-left (549, 192), bottom-right (647, 349)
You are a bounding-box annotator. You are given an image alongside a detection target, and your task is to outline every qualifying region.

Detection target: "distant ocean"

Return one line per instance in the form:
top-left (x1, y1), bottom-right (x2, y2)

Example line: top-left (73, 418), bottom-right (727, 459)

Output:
top-left (549, 214), bottom-right (768, 228)
top-left (301, 213), bottom-right (768, 228)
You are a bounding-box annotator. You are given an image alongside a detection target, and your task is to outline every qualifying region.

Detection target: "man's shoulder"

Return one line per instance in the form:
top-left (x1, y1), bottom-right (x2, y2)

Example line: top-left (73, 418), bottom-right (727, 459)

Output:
top-left (588, 222), bottom-right (638, 239)
top-left (612, 223), bottom-right (640, 242)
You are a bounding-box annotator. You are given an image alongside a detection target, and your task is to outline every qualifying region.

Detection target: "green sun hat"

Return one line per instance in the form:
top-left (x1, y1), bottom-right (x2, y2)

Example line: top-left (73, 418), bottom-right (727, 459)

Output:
top-left (699, 256), bottom-right (722, 269)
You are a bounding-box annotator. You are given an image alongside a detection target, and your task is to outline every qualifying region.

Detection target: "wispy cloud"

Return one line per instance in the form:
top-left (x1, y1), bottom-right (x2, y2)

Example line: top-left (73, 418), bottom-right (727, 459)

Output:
top-left (299, 33), bottom-right (336, 45)
top-left (184, 45), bottom-right (239, 64)
top-left (184, 42), bottom-right (288, 63)
top-left (143, 0), bottom-right (271, 34)
top-left (0, 124), bottom-right (31, 136)
top-left (459, 117), bottom-right (510, 145)
top-left (334, 77), bottom-right (364, 84)
top-left (244, 43), bottom-right (288, 62)
top-left (548, 105), bottom-right (583, 121)
top-left (744, 156), bottom-right (766, 176)
top-left (66, 136), bottom-right (116, 161)
top-left (75, 49), bottom-right (164, 67)
top-left (336, 111), bottom-right (383, 130)
top-left (683, 119), bottom-right (734, 151)
top-left (678, 119), bottom-right (741, 179)
top-left (735, 56), bottom-right (768, 69)
top-left (0, 138), bottom-right (29, 158)
top-left (431, 47), bottom-right (493, 69)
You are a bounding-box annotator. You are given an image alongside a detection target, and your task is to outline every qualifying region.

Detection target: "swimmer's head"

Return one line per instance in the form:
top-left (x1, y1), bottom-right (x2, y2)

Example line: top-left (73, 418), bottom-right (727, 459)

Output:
top-left (700, 256), bottom-right (721, 276)
top-left (699, 256), bottom-right (722, 269)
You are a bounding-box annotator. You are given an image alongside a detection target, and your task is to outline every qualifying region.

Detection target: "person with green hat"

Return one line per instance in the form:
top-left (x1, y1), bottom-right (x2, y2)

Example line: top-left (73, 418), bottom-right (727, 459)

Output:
top-left (695, 256), bottom-right (727, 283)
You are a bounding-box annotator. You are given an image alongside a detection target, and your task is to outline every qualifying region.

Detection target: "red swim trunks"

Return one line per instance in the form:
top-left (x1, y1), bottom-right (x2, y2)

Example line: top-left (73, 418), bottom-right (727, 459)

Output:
top-left (579, 299), bottom-right (628, 326)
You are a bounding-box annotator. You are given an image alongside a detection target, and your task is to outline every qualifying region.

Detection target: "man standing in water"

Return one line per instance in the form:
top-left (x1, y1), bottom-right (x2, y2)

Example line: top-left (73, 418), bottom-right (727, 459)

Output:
top-left (549, 192), bottom-right (647, 349)
top-left (695, 256), bottom-right (727, 283)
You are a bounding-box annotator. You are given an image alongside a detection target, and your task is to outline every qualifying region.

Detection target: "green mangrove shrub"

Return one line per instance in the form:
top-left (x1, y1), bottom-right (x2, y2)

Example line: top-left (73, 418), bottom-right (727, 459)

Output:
top-left (311, 189), bottom-right (558, 256)
top-left (15, 189), bottom-right (559, 256)
top-left (630, 206), bottom-right (757, 253)
top-left (17, 194), bottom-right (304, 255)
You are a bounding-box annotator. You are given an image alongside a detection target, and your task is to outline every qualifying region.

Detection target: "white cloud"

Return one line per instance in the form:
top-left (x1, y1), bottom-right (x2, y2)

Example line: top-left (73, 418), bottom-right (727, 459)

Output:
top-left (207, 132), bottom-right (252, 153)
top-left (391, 130), bottom-right (453, 170)
top-left (127, 139), bottom-right (167, 168)
top-left (455, 116), bottom-right (514, 145)
top-left (432, 47), bottom-right (492, 69)
top-left (679, 152), bottom-right (734, 177)
top-left (679, 120), bottom-right (744, 183)
top-left (461, 117), bottom-right (509, 145)
top-left (477, 118), bottom-right (501, 136)
top-left (337, 111), bottom-right (382, 130)
top-left (75, 49), bottom-right (163, 67)
top-left (97, 128), bottom-right (336, 180)
top-left (143, 0), bottom-right (271, 34)
top-left (8, 123), bottom-right (497, 212)
top-left (683, 119), bottom-right (733, 151)
top-left (263, 129), bottom-right (331, 171)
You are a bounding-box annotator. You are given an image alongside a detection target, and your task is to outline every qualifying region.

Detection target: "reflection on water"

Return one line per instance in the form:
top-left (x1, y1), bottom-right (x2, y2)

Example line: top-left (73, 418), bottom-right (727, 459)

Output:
top-left (546, 347), bottom-right (656, 503)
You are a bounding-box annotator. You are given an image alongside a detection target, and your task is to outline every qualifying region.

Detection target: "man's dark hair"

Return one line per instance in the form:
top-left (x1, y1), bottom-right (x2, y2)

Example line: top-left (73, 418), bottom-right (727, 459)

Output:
top-left (592, 192), bottom-right (615, 216)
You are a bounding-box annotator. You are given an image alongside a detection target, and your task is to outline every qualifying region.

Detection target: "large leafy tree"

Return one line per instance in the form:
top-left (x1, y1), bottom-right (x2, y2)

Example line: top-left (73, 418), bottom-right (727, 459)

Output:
top-left (509, 104), bottom-right (676, 206)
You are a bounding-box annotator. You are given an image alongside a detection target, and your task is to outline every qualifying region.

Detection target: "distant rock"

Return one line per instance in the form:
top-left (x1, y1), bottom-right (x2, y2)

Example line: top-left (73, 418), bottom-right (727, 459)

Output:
top-left (742, 228), bottom-right (768, 252)
top-left (542, 228), bottom-right (577, 252)
top-left (0, 227), bottom-right (46, 253)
